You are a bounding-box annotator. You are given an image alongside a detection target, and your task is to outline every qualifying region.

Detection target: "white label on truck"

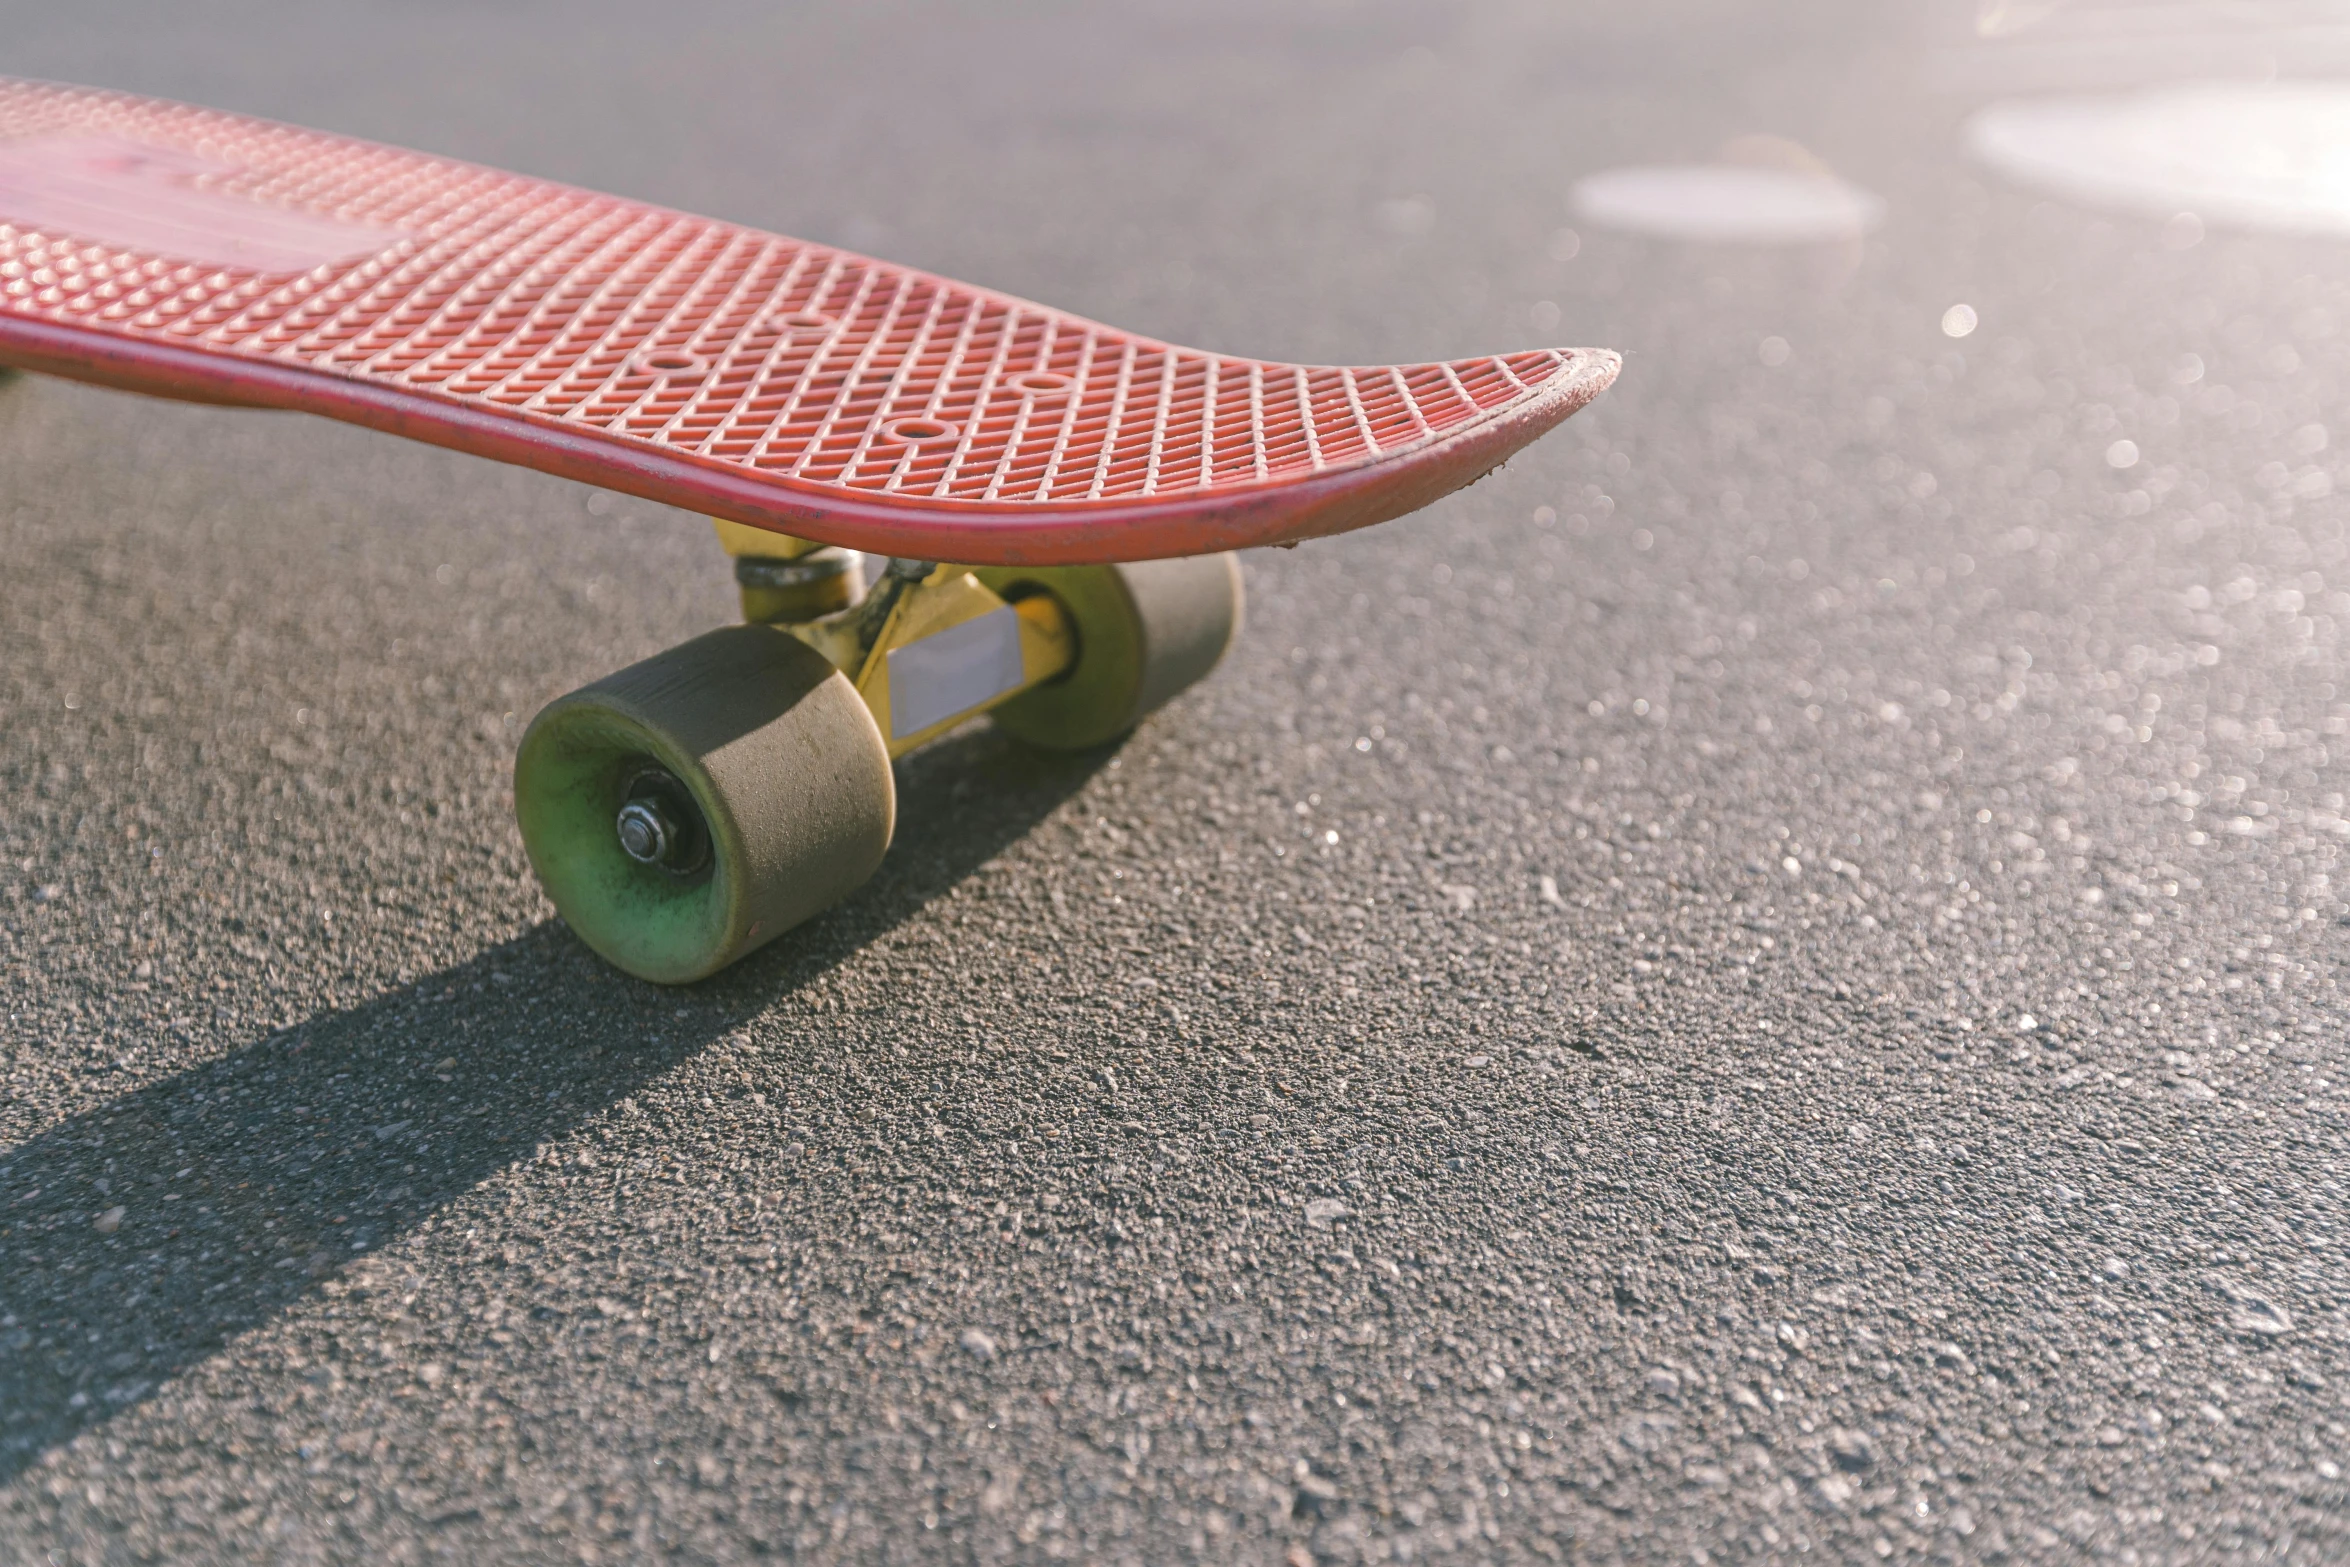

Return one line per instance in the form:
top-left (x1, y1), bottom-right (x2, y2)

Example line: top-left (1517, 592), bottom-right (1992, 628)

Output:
top-left (886, 606), bottom-right (1025, 739)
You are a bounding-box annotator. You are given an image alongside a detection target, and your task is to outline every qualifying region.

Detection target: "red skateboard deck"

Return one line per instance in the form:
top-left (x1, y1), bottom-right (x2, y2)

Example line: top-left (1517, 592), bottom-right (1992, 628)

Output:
top-left (0, 79), bottom-right (1617, 566)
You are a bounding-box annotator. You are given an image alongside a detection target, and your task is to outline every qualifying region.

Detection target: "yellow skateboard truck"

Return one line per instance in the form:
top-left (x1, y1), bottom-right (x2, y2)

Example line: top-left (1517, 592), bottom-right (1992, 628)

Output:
top-left (712, 520), bottom-right (1078, 760)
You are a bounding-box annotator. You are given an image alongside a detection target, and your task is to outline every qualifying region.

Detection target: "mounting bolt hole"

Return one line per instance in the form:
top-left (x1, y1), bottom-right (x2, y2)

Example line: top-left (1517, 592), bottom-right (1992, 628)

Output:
top-left (765, 310), bottom-right (836, 333)
top-left (633, 350), bottom-right (708, 379)
top-left (1014, 371), bottom-right (1072, 395)
top-left (884, 417), bottom-right (959, 446)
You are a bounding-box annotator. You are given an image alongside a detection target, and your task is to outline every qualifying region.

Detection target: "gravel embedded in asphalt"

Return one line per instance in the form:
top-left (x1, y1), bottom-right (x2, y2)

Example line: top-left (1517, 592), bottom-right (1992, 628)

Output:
top-left (3, 3), bottom-right (2346, 1562)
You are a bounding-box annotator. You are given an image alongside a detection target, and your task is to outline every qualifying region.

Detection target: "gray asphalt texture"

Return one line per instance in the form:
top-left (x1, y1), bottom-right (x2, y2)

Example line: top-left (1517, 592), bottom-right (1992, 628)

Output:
top-left (4, 2), bottom-right (2346, 1562)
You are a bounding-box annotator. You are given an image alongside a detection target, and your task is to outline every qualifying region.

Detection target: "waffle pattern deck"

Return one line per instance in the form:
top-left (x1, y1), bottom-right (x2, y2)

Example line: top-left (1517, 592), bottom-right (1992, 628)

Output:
top-left (0, 80), bottom-right (1616, 562)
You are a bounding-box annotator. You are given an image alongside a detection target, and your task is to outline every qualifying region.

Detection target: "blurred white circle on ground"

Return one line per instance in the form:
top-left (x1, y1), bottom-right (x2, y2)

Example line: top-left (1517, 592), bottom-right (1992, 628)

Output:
top-left (1570, 165), bottom-right (1884, 243)
top-left (1942, 303), bottom-right (1979, 337)
top-left (1968, 83), bottom-right (2350, 234)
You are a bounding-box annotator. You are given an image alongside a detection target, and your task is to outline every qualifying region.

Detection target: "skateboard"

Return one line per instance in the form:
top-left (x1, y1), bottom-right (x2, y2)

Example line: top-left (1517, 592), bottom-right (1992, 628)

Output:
top-left (0, 78), bottom-right (1619, 982)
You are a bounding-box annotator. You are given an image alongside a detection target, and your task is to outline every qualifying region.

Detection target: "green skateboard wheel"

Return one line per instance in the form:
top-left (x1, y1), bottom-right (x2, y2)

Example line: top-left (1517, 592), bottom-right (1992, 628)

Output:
top-left (514, 625), bottom-right (894, 984)
top-left (974, 554), bottom-right (1242, 750)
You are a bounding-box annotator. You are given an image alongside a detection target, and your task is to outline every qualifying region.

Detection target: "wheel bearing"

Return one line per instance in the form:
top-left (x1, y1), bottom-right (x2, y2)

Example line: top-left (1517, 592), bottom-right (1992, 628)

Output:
top-left (614, 770), bottom-right (709, 876)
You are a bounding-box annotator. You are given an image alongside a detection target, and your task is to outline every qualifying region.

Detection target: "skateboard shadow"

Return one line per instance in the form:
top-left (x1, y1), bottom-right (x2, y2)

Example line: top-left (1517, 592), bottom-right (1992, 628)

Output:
top-left (0, 721), bottom-right (1113, 1482)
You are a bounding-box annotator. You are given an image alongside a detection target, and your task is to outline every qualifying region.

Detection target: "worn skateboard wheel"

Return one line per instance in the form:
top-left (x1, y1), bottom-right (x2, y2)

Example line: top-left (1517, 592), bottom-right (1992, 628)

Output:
top-left (514, 625), bottom-right (894, 984)
top-left (974, 554), bottom-right (1242, 750)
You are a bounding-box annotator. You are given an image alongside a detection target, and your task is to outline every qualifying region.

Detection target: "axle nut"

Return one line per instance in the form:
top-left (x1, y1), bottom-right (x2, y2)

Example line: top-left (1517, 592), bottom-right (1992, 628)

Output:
top-left (616, 798), bottom-right (676, 865)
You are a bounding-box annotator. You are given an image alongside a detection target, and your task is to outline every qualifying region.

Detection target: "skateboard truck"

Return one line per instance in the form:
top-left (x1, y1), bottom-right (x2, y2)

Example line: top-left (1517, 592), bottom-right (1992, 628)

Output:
top-left (716, 522), bottom-right (1083, 759)
top-left (733, 546), bottom-right (861, 624)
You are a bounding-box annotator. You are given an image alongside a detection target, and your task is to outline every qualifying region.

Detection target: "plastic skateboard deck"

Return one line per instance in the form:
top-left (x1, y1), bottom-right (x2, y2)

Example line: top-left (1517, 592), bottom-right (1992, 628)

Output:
top-left (0, 79), bottom-right (1617, 566)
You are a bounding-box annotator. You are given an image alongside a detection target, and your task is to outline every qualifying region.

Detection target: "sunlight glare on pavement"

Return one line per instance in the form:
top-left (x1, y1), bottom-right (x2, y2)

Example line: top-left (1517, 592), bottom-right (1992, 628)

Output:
top-left (1968, 82), bottom-right (2350, 234)
top-left (1570, 164), bottom-right (1883, 244)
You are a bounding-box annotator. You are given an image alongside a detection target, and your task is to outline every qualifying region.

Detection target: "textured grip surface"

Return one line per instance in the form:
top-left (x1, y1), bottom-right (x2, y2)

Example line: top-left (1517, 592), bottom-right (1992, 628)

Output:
top-left (0, 79), bottom-right (1617, 563)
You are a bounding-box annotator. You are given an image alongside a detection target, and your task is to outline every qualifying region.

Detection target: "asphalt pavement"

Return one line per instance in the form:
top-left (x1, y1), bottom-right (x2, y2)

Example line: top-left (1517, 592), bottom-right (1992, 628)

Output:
top-left (3, 2), bottom-right (2345, 1562)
